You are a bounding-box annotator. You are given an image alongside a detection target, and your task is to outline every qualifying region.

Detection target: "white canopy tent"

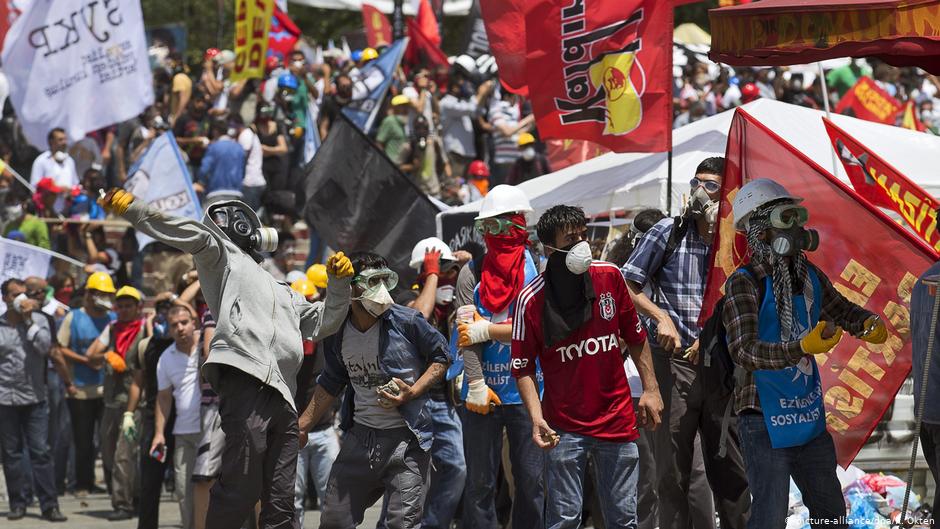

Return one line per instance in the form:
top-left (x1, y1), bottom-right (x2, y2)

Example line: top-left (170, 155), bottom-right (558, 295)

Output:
top-left (437, 99), bottom-right (940, 237)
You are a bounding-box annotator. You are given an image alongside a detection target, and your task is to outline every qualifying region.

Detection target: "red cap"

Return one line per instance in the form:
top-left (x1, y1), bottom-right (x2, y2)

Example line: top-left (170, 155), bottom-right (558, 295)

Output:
top-left (468, 159), bottom-right (490, 178)
top-left (204, 48), bottom-right (221, 62)
top-left (36, 177), bottom-right (63, 194)
top-left (266, 55), bottom-right (280, 73)
top-left (741, 83), bottom-right (760, 103)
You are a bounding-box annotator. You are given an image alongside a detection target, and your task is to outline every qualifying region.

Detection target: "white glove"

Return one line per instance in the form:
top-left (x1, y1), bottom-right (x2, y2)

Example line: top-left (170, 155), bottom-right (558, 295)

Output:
top-left (121, 411), bottom-right (138, 441)
top-left (465, 379), bottom-right (501, 415)
top-left (458, 319), bottom-right (491, 347)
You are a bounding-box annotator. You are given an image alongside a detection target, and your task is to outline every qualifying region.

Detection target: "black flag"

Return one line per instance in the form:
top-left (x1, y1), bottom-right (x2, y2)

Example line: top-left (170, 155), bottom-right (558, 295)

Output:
top-left (462, 0), bottom-right (490, 59)
top-left (304, 115), bottom-right (438, 285)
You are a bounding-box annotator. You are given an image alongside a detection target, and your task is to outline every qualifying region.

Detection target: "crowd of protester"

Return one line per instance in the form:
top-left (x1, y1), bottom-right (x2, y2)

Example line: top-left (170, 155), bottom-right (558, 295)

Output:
top-left (1, 30), bottom-right (940, 529)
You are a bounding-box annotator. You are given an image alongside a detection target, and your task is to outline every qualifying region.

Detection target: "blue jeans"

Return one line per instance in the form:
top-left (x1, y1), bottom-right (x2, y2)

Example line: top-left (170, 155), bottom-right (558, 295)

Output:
top-left (0, 402), bottom-right (59, 511)
top-left (738, 414), bottom-right (846, 529)
top-left (546, 430), bottom-right (639, 529)
top-left (294, 427), bottom-right (340, 526)
top-left (423, 399), bottom-right (467, 529)
top-left (461, 404), bottom-right (544, 529)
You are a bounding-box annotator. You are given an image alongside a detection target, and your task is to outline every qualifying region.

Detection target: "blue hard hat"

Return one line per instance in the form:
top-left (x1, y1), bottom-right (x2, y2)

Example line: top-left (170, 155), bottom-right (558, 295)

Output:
top-left (351, 49), bottom-right (363, 62)
top-left (277, 73), bottom-right (299, 90)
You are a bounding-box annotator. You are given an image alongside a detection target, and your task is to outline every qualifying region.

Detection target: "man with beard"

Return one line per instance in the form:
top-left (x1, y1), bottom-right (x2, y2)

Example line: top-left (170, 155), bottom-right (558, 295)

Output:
top-left (622, 157), bottom-right (750, 529)
top-left (512, 205), bottom-right (663, 529)
top-left (99, 187), bottom-right (353, 529)
top-left (724, 179), bottom-right (885, 528)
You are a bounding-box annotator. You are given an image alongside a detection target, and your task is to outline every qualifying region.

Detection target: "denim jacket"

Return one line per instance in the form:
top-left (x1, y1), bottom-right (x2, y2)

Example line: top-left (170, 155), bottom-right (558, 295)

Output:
top-left (317, 304), bottom-right (449, 450)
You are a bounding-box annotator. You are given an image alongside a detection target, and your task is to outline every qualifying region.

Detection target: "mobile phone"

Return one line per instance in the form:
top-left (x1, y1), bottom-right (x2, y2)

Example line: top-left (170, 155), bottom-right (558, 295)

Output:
top-left (150, 444), bottom-right (166, 463)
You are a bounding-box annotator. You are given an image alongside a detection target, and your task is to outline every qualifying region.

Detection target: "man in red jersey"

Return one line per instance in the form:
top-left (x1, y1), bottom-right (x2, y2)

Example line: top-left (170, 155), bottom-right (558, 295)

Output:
top-left (511, 205), bottom-right (663, 529)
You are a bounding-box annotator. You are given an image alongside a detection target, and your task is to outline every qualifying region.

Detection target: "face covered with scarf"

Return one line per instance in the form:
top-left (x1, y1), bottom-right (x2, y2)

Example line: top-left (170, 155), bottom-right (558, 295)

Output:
top-left (478, 213), bottom-right (529, 315)
top-left (538, 206), bottom-right (593, 346)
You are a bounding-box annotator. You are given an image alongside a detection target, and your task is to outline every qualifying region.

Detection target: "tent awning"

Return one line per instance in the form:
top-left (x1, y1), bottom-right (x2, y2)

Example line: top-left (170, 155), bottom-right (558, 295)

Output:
top-left (708, 0), bottom-right (940, 74)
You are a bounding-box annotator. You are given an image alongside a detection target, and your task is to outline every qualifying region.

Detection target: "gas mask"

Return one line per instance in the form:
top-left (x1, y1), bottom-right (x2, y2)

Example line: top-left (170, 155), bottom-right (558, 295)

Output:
top-left (93, 294), bottom-right (113, 310)
top-left (207, 201), bottom-right (278, 263)
top-left (521, 147), bottom-right (536, 161)
top-left (545, 240), bottom-right (593, 275)
top-left (766, 204), bottom-right (819, 257)
top-left (353, 268), bottom-right (398, 318)
top-left (53, 151), bottom-right (68, 163)
top-left (688, 185), bottom-right (719, 234)
top-left (435, 285), bottom-right (455, 305)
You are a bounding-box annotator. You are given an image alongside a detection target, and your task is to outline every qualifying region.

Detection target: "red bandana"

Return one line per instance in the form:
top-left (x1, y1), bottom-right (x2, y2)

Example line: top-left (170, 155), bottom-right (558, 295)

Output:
top-left (478, 213), bottom-right (528, 315)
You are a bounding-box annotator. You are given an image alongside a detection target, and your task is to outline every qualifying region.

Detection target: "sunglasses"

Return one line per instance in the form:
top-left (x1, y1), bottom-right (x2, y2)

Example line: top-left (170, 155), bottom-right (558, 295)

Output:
top-left (769, 204), bottom-right (808, 229)
top-left (690, 177), bottom-right (721, 194)
top-left (353, 268), bottom-right (399, 291)
top-left (474, 217), bottom-right (525, 236)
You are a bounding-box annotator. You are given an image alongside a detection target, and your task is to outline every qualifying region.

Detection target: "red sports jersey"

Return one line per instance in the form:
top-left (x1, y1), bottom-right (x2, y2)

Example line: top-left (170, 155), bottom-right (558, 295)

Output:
top-left (511, 261), bottom-right (647, 441)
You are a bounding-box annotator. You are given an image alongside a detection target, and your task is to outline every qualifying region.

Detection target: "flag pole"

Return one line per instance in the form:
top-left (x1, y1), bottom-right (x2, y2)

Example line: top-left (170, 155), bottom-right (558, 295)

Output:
top-left (818, 61), bottom-right (839, 176)
top-left (666, 149), bottom-right (673, 215)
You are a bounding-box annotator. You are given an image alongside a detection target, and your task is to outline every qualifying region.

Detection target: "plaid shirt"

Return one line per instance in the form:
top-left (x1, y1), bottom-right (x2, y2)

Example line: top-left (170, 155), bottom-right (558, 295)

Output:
top-left (622, 217), bottom-right (710, 351)
top-left (722, 261), bottom-right (872, 414)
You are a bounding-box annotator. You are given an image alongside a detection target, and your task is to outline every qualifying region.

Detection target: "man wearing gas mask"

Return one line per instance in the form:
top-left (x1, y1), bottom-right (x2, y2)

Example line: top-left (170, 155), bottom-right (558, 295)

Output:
top-left (298, 252), bottom-right (449, 529)
top-left (512, 205), bottom-right (662, 529)
top-left (725, 179), bottom-right (886, 528)
top-left (98, 188), bottom-right (353, 529)
top-left (622, 157), bottom-right (750, 529)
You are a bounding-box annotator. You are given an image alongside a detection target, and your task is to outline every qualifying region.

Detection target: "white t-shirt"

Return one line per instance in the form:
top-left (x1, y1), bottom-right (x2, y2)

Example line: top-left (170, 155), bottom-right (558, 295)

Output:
top-left (341, 321), bottom-right (406, 430)
top-left (624, 358), bottom-right (644, 398)
top-left (30, 151), bottom-right (79, 189)
top-left (156, 343), bottom-right (202, 435)
top-left (238, 128), bottom-right (265, 188)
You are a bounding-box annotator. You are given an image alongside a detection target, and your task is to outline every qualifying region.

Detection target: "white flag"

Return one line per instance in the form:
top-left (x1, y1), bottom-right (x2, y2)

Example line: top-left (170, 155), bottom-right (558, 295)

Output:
top-left (0, 238), bottom-right (50, 284)
top-left (1, 0), bottom-right (155, 147)
top-left (125, 131), bottom-right (201, 249)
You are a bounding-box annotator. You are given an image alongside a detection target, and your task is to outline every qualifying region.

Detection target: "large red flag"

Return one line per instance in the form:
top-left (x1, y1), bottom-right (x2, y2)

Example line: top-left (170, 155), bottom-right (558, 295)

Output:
top-left (406, 18), bottom-right (449, 68)
top-left (362, 4), bottom-right (393, 49)
top-left (701, 108), bottom-right (935, 467)
top-left (268, 7), bottom-right (300, 62)
top-left (416, 0), bottom-right (441, 47)
top-left (479, 0), bottom-right (529, 96)
top-left (824, 118), bottom-right (940, 256)
top-left (544, 138), bottom-right (609, 171)
top-left (834, 76), bottom-right (902, 126)
top-left (524, 0), bottom-right (673, 153)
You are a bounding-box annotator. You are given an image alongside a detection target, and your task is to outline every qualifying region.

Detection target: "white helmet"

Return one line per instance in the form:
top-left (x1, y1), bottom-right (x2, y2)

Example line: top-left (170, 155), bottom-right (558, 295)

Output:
top-left (732, 178), bottom-right (803, 230)
top-left (410, 237), bottom-right (456, 270)
top-left (476, 184), bottom-right (532, 220)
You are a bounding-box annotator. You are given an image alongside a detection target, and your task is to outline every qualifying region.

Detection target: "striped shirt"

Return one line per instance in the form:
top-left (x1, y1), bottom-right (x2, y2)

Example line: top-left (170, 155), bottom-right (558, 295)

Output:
top-left (490, 99), bottom-right (522, 165)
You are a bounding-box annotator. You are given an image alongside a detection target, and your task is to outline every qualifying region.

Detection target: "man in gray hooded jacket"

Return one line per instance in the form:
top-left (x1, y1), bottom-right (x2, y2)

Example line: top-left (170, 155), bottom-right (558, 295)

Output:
top-left (100, 188), bottom-right (353, 529)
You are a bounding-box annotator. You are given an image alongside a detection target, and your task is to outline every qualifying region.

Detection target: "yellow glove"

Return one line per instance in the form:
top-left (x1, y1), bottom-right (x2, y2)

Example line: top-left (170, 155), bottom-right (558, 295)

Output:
top-left (860, 316), bottom-right (888, 345)
top-left (105, 351), bottom-right (127, 373)
top-left (465, 379), bottom-right (501, 415)
top-left (800, 321), bottom-right (843, 355)
top-left (327, 251), bottom-right (354, 279)
top-left (98, 188), bottom-right (136, 215)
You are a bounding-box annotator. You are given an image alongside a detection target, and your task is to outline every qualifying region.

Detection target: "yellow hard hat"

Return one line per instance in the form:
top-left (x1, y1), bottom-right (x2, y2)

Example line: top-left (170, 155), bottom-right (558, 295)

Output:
top-left (391, 94), bottom-right (411, 107)
top-left (361, 47), bottom-right (379, 61)
top-left (85, 272), bottom-right (116, 294)
top-left (517, 132), bottom-right (536, 147)
top-left (306, 264), bottom-right (328, 289)
top-left (291, 278), bottom-right (319, 299)
top-left (115, 285), bottom-right (142, 302)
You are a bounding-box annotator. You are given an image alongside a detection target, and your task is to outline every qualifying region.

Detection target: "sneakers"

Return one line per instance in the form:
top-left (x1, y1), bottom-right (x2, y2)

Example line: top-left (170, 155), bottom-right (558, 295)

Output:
top-left (107, 509), bottom-right (134, 521)
top-left (7, 506), bottom-right (26, 520)
top-left (41, 507), bottom-right (67, 522)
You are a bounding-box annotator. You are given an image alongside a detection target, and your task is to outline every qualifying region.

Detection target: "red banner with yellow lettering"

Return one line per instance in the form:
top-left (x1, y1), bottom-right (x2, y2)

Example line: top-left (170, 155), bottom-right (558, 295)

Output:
top-left (834, 77), bottom-right (902, 126)
top-left (824, 118), bottom-right (940, 258)
top-left (524, 0), bottom-right (673, 153)
top-left (701, 108), bottom-right (936, 467)
top-left (545, 139), bottom-right (610, 171)
top-left (362, 4), bottom-right (393, 49)
top-left (233, 0), bottom-right (275, 81)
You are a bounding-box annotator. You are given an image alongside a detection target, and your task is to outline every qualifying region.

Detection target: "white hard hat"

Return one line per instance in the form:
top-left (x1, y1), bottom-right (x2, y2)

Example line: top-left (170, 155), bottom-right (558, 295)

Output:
top-left (453, 54), bottom-right (477, 75)
top-left (732, 178), bottom-right (803, 229)
top-left (410, 237), bottom-right (456, 270)
top-left (476, 185), bottom-right (532, 220)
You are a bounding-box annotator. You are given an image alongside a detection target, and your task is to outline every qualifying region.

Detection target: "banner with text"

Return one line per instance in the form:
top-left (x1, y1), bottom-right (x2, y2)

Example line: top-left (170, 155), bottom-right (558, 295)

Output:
top-left (362, 3), bottom-right (392, 48)
top-left (342, 38), bottom-right (407, 132)
top-left (233, 0), bottom-right (274, 81)
top-left (702, 108), bottom-right (936, 467)
top-left (2, 0), bottom-right (154, 147)
top-left (834, 76), bottom-right (902, 126)
top-left (0, 238), bottom-right (50, 284)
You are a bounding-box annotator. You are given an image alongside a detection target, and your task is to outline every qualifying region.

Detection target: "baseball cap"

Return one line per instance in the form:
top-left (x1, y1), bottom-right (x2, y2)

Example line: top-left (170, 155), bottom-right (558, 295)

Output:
top-left (36, 177), bottom-right (63, 194)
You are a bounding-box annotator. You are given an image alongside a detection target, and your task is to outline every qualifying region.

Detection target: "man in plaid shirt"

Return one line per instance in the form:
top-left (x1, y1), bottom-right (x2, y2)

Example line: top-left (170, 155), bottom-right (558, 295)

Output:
top-left (622, 157), bottom-right (750, 529)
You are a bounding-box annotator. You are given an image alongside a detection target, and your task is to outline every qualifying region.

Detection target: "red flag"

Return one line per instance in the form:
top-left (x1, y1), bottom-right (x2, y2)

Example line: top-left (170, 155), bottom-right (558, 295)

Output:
top-left (825, 118), bottom-right (939, 256)
top-left (362, 4), bottom-right (393, 49)
top-left (524, 0), bottom-right (673, 153)
top-left (544, 138), bottom-right (609, 171)
top-left (701, 108), bottom-right (935, 467)
top-left (479, 0), bottom-right (529, 96)
top-left (0, 0), bottom-right (22, 54)
top-left (901, 100), bottom-right (927, 132)
top-left (406, 18), bottom-right (449, 68)
top-left (417, 0), bottom-right (441, 47)
top-left (268, 7), bottom-right (300, 62)
top-left (834, 76), bottom-right (902, 126)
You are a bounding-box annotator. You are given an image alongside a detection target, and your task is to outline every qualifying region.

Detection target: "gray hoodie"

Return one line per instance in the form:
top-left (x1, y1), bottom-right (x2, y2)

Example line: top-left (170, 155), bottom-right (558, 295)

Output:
top-left (123, 200), bottom-right (351, 411)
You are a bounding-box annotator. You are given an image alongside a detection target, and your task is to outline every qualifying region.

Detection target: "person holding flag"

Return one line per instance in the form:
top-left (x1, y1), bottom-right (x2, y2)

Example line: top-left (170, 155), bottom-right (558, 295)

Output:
top-left (724, 179), bottom-right (887, 528)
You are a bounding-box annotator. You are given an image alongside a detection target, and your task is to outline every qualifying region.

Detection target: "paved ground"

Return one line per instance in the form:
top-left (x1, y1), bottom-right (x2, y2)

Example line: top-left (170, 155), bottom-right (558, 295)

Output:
top-left (0, 490), bottom-right (382, 528)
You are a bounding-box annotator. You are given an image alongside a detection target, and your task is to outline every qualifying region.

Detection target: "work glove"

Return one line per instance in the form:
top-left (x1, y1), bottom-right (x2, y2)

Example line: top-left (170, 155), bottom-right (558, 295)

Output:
top-left (105, 351), bottom-right (127, 373)
top-left (98, 188), bottom-right (136, 215)
top-left (466, 379), bottom-right (501, 415)
top-left (422, 248), bottom-right (442, 279)
top-left (800, 321), bottom-right (843, 355)
top-left (458, 315), bottom-right (491, 347)
top-left (860, 316), bottom-right (888, 344)
top-left (121, 411), bottom-right (137, 442)
top-left (326, 251), bottom-right (354, 279)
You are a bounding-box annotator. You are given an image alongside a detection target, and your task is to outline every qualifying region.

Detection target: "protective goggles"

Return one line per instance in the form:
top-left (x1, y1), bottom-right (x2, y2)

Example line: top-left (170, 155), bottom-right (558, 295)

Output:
top-left (769, 204), bottom-right (809, 229)
top-left (352, 268), bottom-right (399, 292)
top-left (690, 177), bottom-right (721, 194)
top-left (474, 217), bottom-right (525, 236)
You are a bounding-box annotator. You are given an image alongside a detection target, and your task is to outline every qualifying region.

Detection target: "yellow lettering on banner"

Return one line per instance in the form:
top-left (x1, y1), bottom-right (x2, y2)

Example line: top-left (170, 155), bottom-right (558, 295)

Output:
top-left (233, 0), bottom-right (273, 81)
top-left (815, 351), bottom-right (830, 368)
top-left (839, 259), bottom-right (881, 301)
top-left (826, 411), bottom-right (851, 434)
top-left (884, 301), bottom-right (911, 340)
top-left (867, 333), bottom-right (901, 367)
top-left (910, 4), bottom-right (940, 37)
top-left (834, 283), bottom-right (869, 308)
top-left (845, 346), bottom-right (886, 381)
top-left (897, 272), bottom-right (917, 304)
top-left (838, 369), bottom-right (874, 398)
top-left (778, 14), bottom-right (798, 46)
top-left (825, 386), bottom-right (864, 419)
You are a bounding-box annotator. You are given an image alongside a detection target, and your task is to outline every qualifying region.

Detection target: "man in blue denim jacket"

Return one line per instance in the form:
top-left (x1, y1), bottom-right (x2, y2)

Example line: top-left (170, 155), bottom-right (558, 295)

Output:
top-left (297, 252), bottom-right (449, 529)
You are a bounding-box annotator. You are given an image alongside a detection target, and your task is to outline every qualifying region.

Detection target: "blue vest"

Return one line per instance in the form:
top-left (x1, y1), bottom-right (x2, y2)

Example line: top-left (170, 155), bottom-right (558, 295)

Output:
top-left (450, 252), bottom-right (542, 405)
top-left (748, 267), bottom-right (827, 449)
top-left (70, 309), bottom-right (115, 388)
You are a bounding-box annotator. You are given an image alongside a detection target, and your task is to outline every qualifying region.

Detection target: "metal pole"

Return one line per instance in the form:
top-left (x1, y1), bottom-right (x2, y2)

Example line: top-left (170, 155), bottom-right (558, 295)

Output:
top-left (5, 164), bottom-right (35, 194)
top-left (666, 149), bottom-right (673, 215)
top-left (818, 62), bottom-right (840, 176)
top-left (393, 0), bottom-right (405, 41)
